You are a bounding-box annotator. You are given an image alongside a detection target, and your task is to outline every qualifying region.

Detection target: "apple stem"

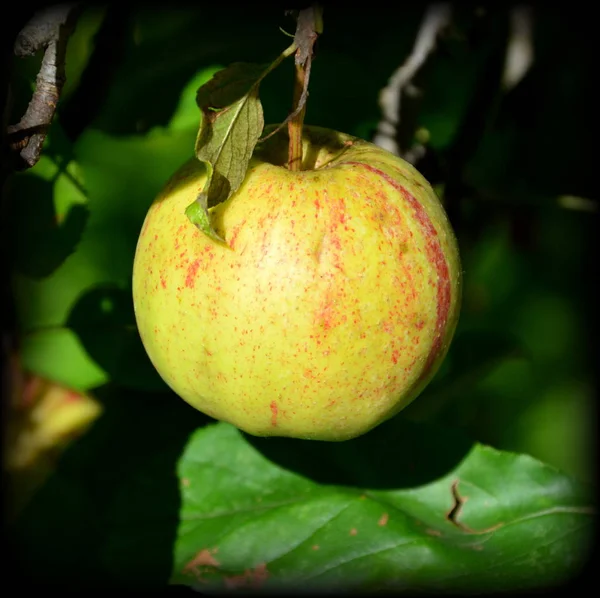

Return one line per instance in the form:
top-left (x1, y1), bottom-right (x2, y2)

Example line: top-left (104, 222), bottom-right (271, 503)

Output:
top-left (287, 5), bottom-right (322, 171)
top-left (287, 56), bottom-right (307, 171)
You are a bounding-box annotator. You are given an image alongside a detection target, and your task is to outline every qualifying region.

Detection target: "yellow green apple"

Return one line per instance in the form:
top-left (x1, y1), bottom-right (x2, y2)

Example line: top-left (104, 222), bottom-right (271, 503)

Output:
top-left (132, 125), bottom-right (461, 441)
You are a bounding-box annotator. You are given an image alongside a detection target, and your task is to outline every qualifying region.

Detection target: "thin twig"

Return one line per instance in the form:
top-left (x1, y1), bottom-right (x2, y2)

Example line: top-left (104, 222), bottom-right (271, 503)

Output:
top-left (287, 5), bottom-right (321, 171)
top-left (373, 3), bottom-right (451, 159)
top-left (287, 56), bottom-right (308, 171)
top-left (7, 3), bottom-right (80, 170)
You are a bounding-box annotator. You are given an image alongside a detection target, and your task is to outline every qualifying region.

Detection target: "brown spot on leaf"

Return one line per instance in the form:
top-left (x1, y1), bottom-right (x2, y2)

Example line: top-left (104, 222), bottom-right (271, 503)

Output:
top-left (181, 478), bottom-right (190, 487)
top-left (378, 513), bottom-right (389, 526)
top-left (223, 562), bottom-right (269, 590)
top-left (425, 528), bottom-right (442, 537)
top-left (182, 548), bottom-right (220, 578)
top-left (349, 528), bottom-right (358, 536)
top-left (312, 545), bottom-right (320, 550)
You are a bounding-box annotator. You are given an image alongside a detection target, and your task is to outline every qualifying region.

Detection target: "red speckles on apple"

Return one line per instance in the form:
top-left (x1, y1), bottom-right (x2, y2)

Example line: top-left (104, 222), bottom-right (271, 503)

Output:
top-left (229, 219), bottom-right (246, 250)
top-left (318, 291), bottom-right (337, 331)
top-left (202, 246), bottom-right (216, 264)
top-left (329, 235), bottom-right (341, 251)
top-left (161, 277), bottom-right (167, 289)
top-left (331, 196), bottom-right (348, 227)
top-left (270, 401), bottom-right (278, 426)
top-left (185, 259), bottom-right (202, 288)
top-left (347, 162), bottom-right (453, 382)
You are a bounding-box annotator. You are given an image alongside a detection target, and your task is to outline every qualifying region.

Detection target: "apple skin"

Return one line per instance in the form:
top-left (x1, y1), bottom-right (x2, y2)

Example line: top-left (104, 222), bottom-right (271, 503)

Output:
top-left (132, 125), bottom-right (461, 441)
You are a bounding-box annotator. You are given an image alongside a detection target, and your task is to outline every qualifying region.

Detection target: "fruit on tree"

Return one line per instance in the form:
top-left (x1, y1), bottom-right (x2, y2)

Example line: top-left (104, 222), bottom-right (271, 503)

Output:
top-left (132, 125), bottom-right (461, 441)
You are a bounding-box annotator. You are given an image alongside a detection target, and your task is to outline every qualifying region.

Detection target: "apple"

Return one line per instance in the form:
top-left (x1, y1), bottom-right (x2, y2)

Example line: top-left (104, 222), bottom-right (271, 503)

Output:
top-left (132, 125), bottom-right (461, 441)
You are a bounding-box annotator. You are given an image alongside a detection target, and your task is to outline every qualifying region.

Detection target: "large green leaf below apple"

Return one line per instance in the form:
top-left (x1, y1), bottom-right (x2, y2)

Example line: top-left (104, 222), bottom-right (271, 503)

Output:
top-left (171, 422), bottom-right (593, 592)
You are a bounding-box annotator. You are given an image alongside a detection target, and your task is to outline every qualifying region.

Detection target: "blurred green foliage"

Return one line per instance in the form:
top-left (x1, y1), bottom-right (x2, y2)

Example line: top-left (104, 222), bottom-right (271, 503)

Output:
top-left (5, 4), bottom-right (596, 591)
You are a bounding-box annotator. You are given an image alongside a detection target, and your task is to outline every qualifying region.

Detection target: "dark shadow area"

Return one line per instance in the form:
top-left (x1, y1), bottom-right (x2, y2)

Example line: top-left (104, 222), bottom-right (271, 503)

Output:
top-left (90, 6), bottom-right (288, 136)
top-left (67, 283), bottom-right (169, 392)
top-left (6, 174), bottom-right (89, 279)
top-left (61, 5), bottom-right (133, 142)
top-left (245, 413), bottom-right (474, 490)
top-left (403, 328), bottom-right (525, 422)
top-left (6, 384), bottom-right (213, 589)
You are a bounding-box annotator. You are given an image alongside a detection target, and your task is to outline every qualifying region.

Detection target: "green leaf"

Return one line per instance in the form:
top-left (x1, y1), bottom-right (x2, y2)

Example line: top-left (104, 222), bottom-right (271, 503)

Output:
top-left (187, 63), bottom-right (267, 241)
top-left (172, 422), bottom-right (593, 593)
top-left (20, 327), bottom-right (108, 391)
top-left (187, 45), bottom-right (296, 240)
top-left (195, 62), bottom-right (270, 110)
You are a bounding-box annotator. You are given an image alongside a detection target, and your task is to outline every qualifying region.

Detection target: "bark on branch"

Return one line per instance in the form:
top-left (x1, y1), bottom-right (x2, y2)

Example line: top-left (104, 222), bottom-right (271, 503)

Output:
top-left (7, 3), bottom-right (79, 170)
top-left (373, 3), bottom-right (451, 161)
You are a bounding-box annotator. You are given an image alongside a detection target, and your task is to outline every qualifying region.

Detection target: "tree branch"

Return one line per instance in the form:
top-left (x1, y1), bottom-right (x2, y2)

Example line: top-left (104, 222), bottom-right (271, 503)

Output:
top-left (7, 3), bottom-right (80, 170)
top-left (373, 3), bottom-right (451, 160)
top-left (502, 6), bottom-right (534, 90)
